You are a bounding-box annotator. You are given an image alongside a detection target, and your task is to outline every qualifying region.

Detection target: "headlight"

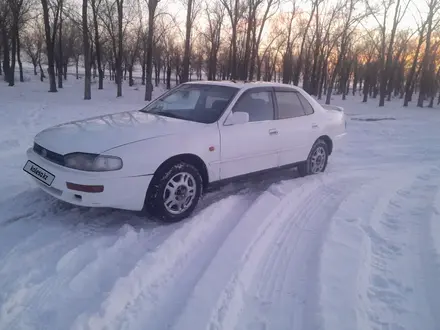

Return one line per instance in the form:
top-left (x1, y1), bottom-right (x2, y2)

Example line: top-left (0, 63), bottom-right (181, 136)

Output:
top-left (64, 153), bottom-right (123, 171)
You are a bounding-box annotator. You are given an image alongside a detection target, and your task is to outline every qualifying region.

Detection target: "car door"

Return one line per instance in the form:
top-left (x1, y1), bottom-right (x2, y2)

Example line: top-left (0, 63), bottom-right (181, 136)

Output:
top-left (218, 87), bottom-right (279, 179)
top-left (273, 88), bottom-right (318, 166)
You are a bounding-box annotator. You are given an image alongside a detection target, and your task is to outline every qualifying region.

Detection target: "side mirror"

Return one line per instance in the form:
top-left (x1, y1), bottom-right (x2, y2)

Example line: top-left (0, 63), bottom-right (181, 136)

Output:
top-left (224, 111), bottom-right (249, 126)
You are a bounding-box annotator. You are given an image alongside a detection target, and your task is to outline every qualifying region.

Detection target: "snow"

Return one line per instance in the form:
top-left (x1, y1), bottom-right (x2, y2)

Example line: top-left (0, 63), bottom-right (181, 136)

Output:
top-left (1, 72), bottom-right (440, 330)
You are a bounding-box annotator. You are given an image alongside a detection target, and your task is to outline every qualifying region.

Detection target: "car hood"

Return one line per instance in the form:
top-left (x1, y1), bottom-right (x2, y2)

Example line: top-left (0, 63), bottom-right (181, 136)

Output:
top-left (34, 110), bottom-right (206, 155)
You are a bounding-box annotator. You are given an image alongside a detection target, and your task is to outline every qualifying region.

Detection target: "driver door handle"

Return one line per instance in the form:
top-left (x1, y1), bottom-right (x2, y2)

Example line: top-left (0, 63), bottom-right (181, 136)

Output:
top-left (269, 128), bottom-right (278, 135)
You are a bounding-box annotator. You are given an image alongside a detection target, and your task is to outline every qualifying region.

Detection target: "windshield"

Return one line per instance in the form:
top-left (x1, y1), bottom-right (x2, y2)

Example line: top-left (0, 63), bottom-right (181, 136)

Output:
top-left (140, 84), bottom-right (239, 124)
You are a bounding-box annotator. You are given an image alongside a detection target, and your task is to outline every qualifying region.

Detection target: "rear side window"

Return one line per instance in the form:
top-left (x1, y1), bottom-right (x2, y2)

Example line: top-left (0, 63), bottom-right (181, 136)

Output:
top-left (297, 93), bottom-right (314, 115)
top-left (275, 92), bottom-right (306, 119)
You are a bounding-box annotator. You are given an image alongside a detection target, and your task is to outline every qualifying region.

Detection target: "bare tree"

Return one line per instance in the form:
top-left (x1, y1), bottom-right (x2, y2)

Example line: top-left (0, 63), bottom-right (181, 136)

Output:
top-left (247, 0), bottom-right (279, 81)
top-left (204, 1), bottom-right (224, 80)
top-left (83, 0), bottom-right (91, 99)
top-left (325, 0), bottom-right (365, 105)
top-left (101, 0), bottom-right (132, 96)
top-left (7, 0), bottom-right (30, 85)
top-left (116, 0), bottom-right (123, 96)
top-left (366, 0), bottom-right (410, 106)
top-left (23, 22), bottom-right (44, 75)
top-left (41, 0), bottom-right (62, 92)
top-left (91, 0), bottom-right (104, 89)
top-left (144, 0), bottom-right (160, 101)
top-left (181, 0), bottom-right (194, 83)
top-left (0, 0), bottom-right (11, 81)
top-left (292, 0), bottom-right (318, 86)
top-left (417, 0), bottom-right (440, 107)
top-left (281, 0), bottom-right (297, 84)
top-left (220, 0), bottom-right (244, 80)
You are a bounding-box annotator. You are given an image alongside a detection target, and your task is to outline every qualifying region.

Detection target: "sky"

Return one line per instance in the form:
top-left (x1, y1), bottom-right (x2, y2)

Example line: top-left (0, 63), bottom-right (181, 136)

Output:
top-left (160, 0), bottom-right (421, 38)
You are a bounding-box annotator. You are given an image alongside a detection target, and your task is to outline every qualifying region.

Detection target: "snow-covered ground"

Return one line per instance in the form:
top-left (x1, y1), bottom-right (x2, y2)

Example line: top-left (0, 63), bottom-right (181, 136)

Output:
top-left (1, 72), bottom-right (440, 330)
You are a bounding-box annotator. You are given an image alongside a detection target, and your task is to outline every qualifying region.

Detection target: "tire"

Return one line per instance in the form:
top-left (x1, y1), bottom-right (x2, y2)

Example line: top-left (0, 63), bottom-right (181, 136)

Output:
top-left (145, 162), bottom-right (203, 223)
top-left (298, 139), bottom-right (329, 177)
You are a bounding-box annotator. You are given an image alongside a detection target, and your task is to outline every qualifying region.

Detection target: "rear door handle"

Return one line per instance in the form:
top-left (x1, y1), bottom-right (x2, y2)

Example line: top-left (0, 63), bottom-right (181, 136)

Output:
top-left (269, 128), bottom-right (278, 135)
top-left (312, 123), bottom-right (319, 129)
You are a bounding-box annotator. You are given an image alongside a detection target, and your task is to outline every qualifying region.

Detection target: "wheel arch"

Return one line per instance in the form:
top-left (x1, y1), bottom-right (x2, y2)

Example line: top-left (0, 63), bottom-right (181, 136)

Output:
top-left (317, 135), bottom-right (333, 155)
top-left (148, 153), bottom-right (210, 192)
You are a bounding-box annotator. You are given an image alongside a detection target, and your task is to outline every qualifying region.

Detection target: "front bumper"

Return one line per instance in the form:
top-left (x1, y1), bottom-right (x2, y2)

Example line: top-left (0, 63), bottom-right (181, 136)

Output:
top-left (24, 148), bottom-right (152, 211)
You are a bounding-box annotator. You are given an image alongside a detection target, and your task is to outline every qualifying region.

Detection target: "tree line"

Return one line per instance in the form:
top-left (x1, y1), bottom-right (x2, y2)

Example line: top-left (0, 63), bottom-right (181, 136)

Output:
top-left (1, 0), bottom-right (440, 107)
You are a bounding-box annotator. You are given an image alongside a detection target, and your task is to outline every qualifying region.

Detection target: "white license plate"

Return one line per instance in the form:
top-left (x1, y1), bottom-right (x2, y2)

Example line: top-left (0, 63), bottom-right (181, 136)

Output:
top-left (23, 160), bottom-right (55, 186)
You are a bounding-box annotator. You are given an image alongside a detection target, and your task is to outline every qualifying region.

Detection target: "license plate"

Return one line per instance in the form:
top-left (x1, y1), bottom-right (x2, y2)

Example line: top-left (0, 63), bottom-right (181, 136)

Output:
top-left (23, 160), bottom-right (55, 186)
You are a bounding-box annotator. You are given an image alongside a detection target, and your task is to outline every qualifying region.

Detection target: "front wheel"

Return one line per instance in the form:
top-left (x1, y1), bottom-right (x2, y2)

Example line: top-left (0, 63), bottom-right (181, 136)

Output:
top-left (298, 139), bottom-right (329, 177)
top-left (146, 162), bottom-right (202, 222)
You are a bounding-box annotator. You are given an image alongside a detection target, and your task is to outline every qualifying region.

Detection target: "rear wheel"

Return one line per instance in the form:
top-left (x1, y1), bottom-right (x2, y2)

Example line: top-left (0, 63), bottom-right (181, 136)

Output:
top-left (298, 139), bottom-right (329, 177)
top-left (146, 162), bottom-right (202, 222)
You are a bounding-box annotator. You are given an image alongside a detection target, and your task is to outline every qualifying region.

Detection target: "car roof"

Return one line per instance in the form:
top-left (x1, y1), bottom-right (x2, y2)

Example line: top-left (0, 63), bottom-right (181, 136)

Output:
top-left (183, 80), bottom-right (302, 92)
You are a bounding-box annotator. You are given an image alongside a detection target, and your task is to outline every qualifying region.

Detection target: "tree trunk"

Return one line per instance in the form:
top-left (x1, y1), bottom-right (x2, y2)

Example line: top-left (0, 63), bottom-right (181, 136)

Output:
top-left (317, 62), bottom-right (326, 100)
top-left (116, 0), bottom-right (123, 97)
top-left (63, 62), bottom-right (67, 80)
top-left (163, 62), bottom-right (166, 83)
top-left (58, 1), bottom-right (63, 89)
top-left (166, 63), bottom-right (171, 89)
top-left (16, 30), bottom-right (24, 83)
top-left (39, 57), bottom-right (45, 81)
top-left (92, 0), bottom-right (104, 90)
top-left (418, 12), bottom-right (434, 107)
top-left (154, 61), bottom-right (160, 87)
top-left (41, 0), bottom-right (58, 92)
top-left (145, 0), bottom-right (157, 101)
top-left (293, 2), bottom-right (316, 86)
top-left (141, 52), bottom-right (146, 85)
top-left (129, 64), bottom-right (133, 86)
top-left (181, 0), bottom-right (193, 83)
top-left (241, 6), bottom-right (254, 80)
top-left (83, 0), bottom-right (91, 99)
top-left (9, 22), bottom-right (17, 86)
top-left (404, 26), bottom-right (425, 106)
top-left (230, 0), bottom-right (239, 80)
top-left (1, 27), bottom-right (10, 82)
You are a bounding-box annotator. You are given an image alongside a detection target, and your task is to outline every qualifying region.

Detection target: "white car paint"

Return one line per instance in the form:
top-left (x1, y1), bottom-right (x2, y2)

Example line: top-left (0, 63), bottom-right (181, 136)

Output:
top-left (23, 81), bottom-right (346, 212)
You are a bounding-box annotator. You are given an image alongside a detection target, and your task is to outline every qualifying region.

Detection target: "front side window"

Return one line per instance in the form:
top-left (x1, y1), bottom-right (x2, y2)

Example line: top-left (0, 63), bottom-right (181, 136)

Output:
top-left (140, 84), bottom-right (239, 124)
top-left (232, 90), bottom-right (274, 122)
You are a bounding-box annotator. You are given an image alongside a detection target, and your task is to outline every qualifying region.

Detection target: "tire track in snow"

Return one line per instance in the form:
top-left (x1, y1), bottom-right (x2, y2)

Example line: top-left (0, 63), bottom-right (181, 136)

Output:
top-left (359, 165), bottom-right (440, 330)
top-left (71, 194), bottom-right (254, 330)
top-left (418, 172), bottom-right (440, 329)
top-left (318, 166), bottom-right (427, 330)
top-left (238, 178), bottom-right (365, 330)
top-left (124, 183), bottom-right (296, 330)
top-left (0, 201), bottom-right (179, 330)
top-left (424, 182), bottom-right (440, 327)
top-left (0, 191), bottom-right (113, 262)
top-left (122, 174), bottom-right (359, 330)
top-left (1, 222), bottom-right (178, 330)
top-left (205, 174), bottom-right (367, 330)
top-left (0, 234), bottom-right (119, 330)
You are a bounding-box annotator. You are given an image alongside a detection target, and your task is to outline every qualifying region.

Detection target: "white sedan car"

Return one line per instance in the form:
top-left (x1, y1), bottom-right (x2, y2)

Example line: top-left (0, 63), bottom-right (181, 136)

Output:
top-left (23, 81), bottom-right (346, 222)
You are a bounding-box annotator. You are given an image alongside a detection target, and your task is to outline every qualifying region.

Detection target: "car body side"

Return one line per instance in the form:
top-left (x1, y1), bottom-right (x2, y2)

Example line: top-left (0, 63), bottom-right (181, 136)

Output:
top-left (102, 83), bottom-right (345, 194)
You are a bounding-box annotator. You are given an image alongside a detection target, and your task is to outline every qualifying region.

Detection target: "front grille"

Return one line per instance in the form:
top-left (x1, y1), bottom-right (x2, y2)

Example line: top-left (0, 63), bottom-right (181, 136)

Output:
top-left (33, 143), bottom-right (65, 166)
